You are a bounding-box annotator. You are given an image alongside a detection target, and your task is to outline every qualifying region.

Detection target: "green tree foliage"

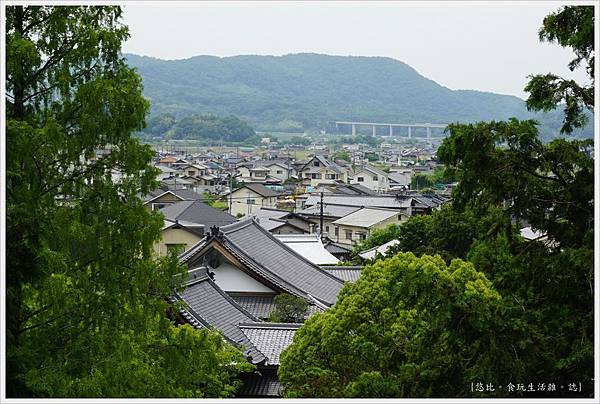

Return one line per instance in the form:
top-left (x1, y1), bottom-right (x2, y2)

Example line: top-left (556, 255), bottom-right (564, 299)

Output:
top-left (287, 7), bottom-right (594, 396)
top-left (269, 293), bottom-right (309, 323)
top-left (410, 173), bottom-right (434, 190)
top-left (142, 112), bottom-right (256, 142)
top-left (525, 6), bottom-right (594, 133)
top-left (124, 53), bottom-right (593, 140)
top-left (332, 150), bottom-right (351, 162)
top-left (203, 192), bottom-right (228, 210)
top-left (437, 118), bottom-right (594, 391)
top-left (279, 253), bottom-right (517, 397)
top-left (360, 119), bottom-right (594, 395)
top-left (410, 166), bottom-right (457, 190)
top-left (353, 223), bottom-right (402, 252)
top-left (6, 6), bottom-right (251, 397)
top-left (356, 205), bottom-right (503, 263)
top-left (365, 151), bottom-right (380, 161)
top-left (438, 119), bottom-right (593, 248)
top-left (285, 135), bottom-right (311, 146)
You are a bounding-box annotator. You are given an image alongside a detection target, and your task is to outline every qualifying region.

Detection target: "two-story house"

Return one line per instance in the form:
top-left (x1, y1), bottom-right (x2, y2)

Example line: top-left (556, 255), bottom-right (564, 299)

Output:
top-left (265, 162), bottom-right (294, 182)
top-left (153, 199), bottom-right (237, 256)
top-left (300, 156), bottom-right (349, 188)
top-left (350, 165), bottom-right (389, 192)
top-left (228, 183), bottom-right (279, 217)
top-left (331, 207), bottom-right (408, 247)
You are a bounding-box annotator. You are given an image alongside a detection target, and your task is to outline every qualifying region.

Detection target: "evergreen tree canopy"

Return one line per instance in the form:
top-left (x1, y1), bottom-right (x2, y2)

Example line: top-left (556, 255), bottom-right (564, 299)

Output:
top-left (279, 253), bottom-right (516, 397)
top-left (283, 6), bottom-right (594, 397)
top-left (6, 6), bottom-right (251, 397)
top-left (525, 6), bottom-right (594, 133)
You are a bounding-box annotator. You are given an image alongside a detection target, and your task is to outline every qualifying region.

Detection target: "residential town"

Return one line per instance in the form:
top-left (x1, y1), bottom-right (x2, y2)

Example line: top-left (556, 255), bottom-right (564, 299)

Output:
top-left (145, 139), bottom-right (450, 251)
top-left (4, 3), bottom-right (595, 400)
top-left (130, 139), bottom-right (452, 396)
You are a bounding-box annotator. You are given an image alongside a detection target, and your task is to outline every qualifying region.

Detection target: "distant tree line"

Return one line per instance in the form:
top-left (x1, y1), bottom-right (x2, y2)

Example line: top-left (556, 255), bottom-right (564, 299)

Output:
top-left (142, 112), bottom-right (256, 142)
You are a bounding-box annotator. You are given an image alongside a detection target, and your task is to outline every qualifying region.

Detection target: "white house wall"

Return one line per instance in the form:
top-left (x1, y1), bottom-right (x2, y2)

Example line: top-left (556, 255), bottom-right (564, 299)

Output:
top-left (228, 188), bottom-right (277, 217)
top-left (213, 261), bottom-right (275, 293)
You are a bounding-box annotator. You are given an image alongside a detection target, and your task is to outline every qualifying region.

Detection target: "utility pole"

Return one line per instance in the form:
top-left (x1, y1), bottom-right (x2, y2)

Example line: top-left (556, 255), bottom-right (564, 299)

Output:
top-left (228, 173), bottom-right (233, 214)
top-left (319, 191), bottom-right (324, 242)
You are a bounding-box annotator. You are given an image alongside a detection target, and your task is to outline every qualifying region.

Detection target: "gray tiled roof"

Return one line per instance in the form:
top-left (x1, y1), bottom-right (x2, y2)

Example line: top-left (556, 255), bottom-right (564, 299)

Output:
top-left (141, 188), bottom-right (204, 203)
top-left (413, 194), bottom-right (451, 208)
top-left (181, 219), bottom-right (345, 306)
top-left (237, 183), bottom-right (278, 197)
top-left (301, 155), bottom-right (347, 175)
top-left (332, 207), bottom-right (402, 228)
top-left (304, 194), bottom-right (413, 209)
top-left (161, 176), bottom-right (194, 186)
top-left (239, 323), bottom-right (301, 365)
top-left (174, 276), bottom-right (267, 364)
top-left (229, 295), bottom-right (275, 319)
top-left (357, 164), bottom-right (387, 177)
top-left (297, 203), bottom-right (361, 219)
top-left (238, 369), bottom-right (282, 397)
top-left (320, 266), bottom-right (363, 283)
top-left (219, 220), bottom-right (345, 306)
top-left (160, 200), bottom-right (237, 228)
top-left (335, 183), bottom-right (375, 196)
top-left (387, 172), bottom-right (410, 184)
top-left (323, 240), bottom-right (353, 254)
top-left (229, 294), bottom-right (324, 319)
top-left (251, 208), bottom-right (289, 231)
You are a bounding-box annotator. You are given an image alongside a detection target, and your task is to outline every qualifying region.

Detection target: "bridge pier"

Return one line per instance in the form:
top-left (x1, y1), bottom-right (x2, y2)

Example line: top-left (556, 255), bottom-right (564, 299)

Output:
top-left (333, 121), bottom-right (446, 138)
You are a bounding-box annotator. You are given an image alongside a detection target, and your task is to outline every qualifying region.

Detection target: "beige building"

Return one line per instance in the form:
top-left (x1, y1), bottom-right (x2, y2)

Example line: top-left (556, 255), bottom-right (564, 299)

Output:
top-left (266, 162), bottom-right (293, 182)
top-left (228, 183), bottom-right (278, 217)
top-left (154, 199), bottom-right (238, 256)
top-left (300, 156), bottom-right (349, 187)
top-left (180, 164), bottom-right (209, 178)
top-left (331, 207), bottom-right (408, 247)
top-left (350, 165), bottom-right (389, 192)
top-left (154, 220), bottom-right (205, 256)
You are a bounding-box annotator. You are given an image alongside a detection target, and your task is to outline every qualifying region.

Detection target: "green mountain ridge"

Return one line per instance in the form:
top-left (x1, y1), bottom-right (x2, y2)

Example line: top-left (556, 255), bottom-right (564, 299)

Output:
top-left (125, 52), bottom-right (592, 139)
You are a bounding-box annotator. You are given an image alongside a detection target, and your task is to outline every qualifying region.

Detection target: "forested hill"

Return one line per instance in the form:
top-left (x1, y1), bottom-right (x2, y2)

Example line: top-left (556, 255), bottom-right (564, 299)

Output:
top-left (125, 53), bottom-right (592, 139)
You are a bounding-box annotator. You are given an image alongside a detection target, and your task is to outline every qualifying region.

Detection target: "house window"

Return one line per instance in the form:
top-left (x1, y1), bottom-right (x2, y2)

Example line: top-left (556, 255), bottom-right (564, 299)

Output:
top-left (358, 232), bottom-right (367, 241)
top-left (247, 199), bottom-right (256, 205)
top-left (325, 225), bottom-right (330, 233)
top-left (166, 243), bottom-right (186, 254)
top-left (152, 203), bottom-right (167, 211)
top-left (311, 173), bottom-right (322, 179)
top-left (345, 230), bottom-right (353, 240)
top-left (277, 170), bottom-right (283, 174)
top-left (373, 175), bottom-right (378, 181)
top-left (334, 227), bottom-right (339, 236)
top-left (188, 170), bottom-right (195, 176)
top-left (357, 177), bottom-right (364, 182)
top-left (313, 161), bottom-right (320, 167)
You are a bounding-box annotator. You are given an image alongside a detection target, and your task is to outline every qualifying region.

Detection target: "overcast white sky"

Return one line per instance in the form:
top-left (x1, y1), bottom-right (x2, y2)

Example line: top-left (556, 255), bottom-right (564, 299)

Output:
top-left (122, 1), bottom-right (592, 99)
